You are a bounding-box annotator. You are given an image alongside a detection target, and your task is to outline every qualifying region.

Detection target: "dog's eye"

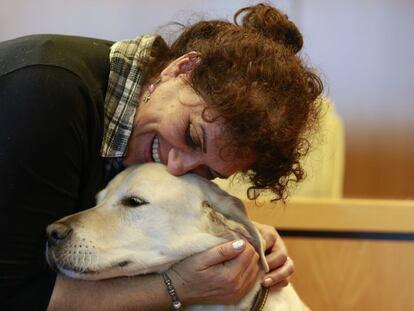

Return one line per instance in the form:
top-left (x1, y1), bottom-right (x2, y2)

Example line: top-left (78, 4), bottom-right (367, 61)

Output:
top-left (121, 196), bottom-right (148, 207)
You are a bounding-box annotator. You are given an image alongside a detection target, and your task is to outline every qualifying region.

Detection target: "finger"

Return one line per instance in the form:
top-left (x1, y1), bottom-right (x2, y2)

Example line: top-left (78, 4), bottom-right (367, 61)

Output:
top-left (218, 248), bottom-right (260, 300)
top-left (230, 259), bottom-right (260, 302)
top-left (265, 248), bottom-right (288, 270)
top-left (201, 239), bottom-right (246, 267)
top-left (253, 222), bottom-right (277, 252)
top-left (262, 256), bottom-right (295, 287)
top-left (269, 279), bottom-right (289, 289)
top-left (263, 229), bottom-right (277, 252)
top-left (216, 243), bottom-right (257, 286)
top-left (239, 252), bottom-right (260, 289)
top-left (272, 230), bottom-right (287, 253)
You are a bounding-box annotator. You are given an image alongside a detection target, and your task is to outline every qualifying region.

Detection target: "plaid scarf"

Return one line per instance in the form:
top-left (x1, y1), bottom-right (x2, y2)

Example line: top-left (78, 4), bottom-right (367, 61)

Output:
top-left (100, 35), bottom-right (162, 158)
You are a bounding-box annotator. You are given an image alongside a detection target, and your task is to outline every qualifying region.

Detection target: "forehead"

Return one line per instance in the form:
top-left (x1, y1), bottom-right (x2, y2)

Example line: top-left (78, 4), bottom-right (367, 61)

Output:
top-left (178, 82), bottom-right (205, 106)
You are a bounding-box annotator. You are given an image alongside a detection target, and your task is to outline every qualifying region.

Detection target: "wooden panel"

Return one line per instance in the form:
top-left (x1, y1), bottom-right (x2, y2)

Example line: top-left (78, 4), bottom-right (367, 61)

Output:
top-left (245, 198), bottom-right (414, 311)
top-left (284, 238), bottom-right (414, 311)
top-left (245, 198), bottom-right (414, 233)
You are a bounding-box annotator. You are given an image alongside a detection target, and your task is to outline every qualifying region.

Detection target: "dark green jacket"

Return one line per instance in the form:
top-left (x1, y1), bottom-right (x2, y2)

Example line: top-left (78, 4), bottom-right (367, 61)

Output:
top-left (0, 34), bottom-right (112, 310)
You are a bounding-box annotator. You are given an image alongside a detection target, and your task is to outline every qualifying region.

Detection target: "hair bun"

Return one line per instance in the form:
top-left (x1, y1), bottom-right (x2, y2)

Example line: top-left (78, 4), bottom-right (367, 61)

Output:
top-left (234, 3), bottom-right (303, 54)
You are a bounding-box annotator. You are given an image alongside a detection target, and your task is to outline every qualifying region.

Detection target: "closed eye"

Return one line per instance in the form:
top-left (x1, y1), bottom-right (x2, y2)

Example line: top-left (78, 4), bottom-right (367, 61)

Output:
top-left (185, 122), bottom-right (201, 151)
top-left (121, 196), bottom-right (148, 207)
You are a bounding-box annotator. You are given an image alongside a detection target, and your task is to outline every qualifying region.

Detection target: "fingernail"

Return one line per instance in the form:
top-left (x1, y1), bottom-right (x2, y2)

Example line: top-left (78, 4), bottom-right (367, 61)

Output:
top-left (232, 239), bottom-right (245, 250)
top-left (263, 277), bottom-right (273, 287)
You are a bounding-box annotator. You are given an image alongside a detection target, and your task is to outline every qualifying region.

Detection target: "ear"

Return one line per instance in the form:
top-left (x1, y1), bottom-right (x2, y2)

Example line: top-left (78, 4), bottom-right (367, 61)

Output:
top-left (160, 51), bottom-right (200, 80)
top-left (202, 201), bottom-right (253, 240)
top-left (95, 188), bottom-right (107, 204)
top-left (200, 182), bottom-right (270, 272)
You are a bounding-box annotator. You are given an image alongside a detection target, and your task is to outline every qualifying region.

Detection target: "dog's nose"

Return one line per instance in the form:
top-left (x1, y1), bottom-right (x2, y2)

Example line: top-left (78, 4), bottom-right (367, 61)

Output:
top-left (46, 222), bottom-right (72, 246)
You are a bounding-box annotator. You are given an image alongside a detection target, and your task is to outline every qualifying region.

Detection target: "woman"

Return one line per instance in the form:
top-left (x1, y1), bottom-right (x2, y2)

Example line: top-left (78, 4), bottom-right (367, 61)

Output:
top-left (0, 3), bottom-right (322, 310)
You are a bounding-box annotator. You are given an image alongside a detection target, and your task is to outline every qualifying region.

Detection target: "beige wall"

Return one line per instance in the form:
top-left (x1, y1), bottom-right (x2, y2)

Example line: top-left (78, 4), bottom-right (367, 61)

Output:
top-left (0, 0), bottom-right (292, 41)
top-left (295, 0), bottom-right (414, 199)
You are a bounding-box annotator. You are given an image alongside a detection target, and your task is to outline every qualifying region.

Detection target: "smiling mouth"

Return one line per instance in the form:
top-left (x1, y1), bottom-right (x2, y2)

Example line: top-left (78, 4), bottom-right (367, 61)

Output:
top-left (151, 135), bottom-right (161, 163)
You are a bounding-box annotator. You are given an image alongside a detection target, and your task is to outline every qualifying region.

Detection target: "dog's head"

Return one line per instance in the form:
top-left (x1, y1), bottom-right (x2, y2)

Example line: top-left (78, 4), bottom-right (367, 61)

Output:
top-left (46, 163), bottom-right (268, 280)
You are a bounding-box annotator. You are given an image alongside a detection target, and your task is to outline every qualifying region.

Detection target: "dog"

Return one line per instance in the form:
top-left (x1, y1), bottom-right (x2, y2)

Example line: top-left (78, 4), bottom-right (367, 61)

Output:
top-left (46, 163), bottom-right (309, 310)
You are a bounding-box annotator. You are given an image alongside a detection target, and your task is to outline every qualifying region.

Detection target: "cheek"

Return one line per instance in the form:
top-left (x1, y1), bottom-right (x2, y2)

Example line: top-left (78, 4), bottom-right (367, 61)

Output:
top-left (158, 117), bottom-right (187, 146)
top-left (134, 105), bottom-right (156, 128)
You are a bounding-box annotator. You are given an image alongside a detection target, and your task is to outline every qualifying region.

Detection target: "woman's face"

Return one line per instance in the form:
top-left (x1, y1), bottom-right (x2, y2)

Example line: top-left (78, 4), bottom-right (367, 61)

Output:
top-left (124, 75), bottom-right (253, 179)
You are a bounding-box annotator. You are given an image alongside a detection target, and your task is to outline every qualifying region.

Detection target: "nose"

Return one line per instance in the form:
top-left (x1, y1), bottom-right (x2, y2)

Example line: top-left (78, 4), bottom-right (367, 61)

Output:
top-left (166, 148), bottom-right (203, 176)
top-left (46, 222), bottom-right (73, 246)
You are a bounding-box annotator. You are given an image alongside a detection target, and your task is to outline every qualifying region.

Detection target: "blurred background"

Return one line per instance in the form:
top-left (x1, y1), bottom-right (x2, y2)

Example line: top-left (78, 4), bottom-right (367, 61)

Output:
top-left (1, 0), bottom-right (412, 199)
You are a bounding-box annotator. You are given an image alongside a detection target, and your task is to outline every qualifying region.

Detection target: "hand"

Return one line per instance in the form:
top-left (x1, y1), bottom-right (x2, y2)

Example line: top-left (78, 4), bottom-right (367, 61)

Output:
top-left (254, 222), bottom-right (294, 289)
top-left (168, 239), bottom-right (260, 306)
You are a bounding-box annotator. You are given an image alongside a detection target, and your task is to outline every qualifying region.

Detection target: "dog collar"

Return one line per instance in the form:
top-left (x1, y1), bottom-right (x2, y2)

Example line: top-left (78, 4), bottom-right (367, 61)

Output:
top-left (250, 285), bottom-right (269, 311)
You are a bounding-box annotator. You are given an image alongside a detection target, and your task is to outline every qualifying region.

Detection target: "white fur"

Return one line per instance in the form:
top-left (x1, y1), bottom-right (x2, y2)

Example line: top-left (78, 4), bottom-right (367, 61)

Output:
top-left (46, 163), bottom-right (309, 310)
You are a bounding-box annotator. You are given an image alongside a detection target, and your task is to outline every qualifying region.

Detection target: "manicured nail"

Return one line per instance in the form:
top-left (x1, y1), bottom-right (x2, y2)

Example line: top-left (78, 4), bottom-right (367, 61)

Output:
top-left (232, 239), bottom-right (245, 250)
top-left (263, 277), bottom-right (273, 287)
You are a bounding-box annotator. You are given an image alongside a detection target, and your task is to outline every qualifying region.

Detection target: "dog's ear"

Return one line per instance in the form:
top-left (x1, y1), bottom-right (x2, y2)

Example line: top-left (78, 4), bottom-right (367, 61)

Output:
top-left (201, 183), bottom-right (269, 272)
top-left (95, 188), bottom-right (107, 204)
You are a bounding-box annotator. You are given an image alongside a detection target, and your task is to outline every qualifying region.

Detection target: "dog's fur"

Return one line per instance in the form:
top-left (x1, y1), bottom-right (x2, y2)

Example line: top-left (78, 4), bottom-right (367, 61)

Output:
top-left (46, 163), bottom-right (309, 310)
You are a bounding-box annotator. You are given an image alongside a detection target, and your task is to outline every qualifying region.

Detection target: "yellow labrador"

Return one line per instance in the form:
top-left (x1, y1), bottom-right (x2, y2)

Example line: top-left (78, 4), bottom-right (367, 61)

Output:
top-left (46, 163), bottom-right (309, 310)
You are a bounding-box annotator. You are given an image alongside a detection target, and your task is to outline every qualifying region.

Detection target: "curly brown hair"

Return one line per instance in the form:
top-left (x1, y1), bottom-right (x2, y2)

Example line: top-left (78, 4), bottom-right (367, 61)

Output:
top-left (148, 3), bottom-right (323, 200)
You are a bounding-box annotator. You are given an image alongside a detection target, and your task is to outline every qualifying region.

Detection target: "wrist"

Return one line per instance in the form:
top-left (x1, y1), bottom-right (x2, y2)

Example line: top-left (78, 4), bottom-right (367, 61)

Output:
top-left (165, 268), bottom-right (196, 306)
top-left (161, 272), bottom-right (183, 310)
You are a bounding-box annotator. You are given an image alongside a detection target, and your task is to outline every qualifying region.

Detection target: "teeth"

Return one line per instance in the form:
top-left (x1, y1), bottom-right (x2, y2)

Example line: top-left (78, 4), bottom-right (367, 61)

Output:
top-left (151, 135), bottom-right (161, 163)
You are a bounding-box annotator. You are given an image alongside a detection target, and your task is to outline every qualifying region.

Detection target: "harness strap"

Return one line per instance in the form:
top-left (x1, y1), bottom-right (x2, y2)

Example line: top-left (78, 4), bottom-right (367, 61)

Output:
top-left (250, 286), bottom-right (269, 311)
